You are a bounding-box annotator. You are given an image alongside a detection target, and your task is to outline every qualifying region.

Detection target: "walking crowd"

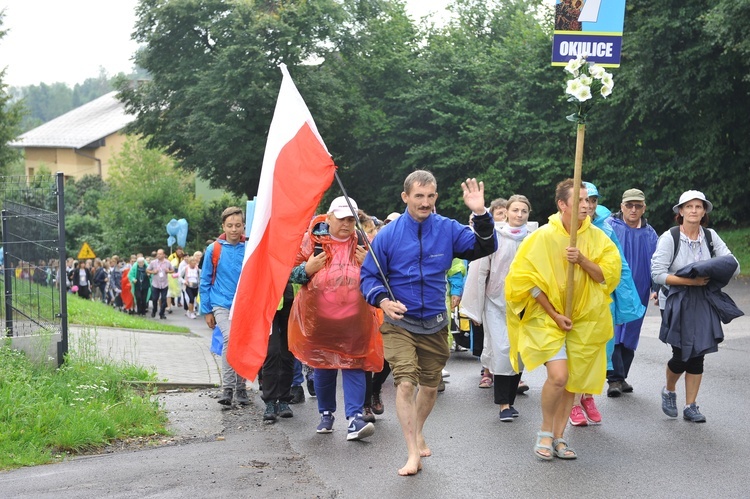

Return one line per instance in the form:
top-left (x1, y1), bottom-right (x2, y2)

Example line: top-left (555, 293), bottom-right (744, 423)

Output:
top-left (53, 170), bottom-right (740, 476)
top-left (62, 248), bottom-right (205, 320)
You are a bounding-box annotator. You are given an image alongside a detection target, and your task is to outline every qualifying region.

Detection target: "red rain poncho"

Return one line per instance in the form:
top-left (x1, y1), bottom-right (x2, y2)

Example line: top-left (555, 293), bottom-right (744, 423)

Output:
top-left (288, 215), bottom-right (384, 371)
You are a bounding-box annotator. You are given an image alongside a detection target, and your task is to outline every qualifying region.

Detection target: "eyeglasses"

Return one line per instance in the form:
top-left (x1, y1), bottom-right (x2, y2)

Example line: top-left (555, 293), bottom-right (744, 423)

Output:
top-left (624, 203), bottom-right (645, 210)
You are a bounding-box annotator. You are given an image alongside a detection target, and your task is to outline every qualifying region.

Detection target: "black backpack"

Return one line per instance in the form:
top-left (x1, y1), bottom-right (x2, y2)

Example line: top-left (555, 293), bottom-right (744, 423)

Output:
top-left (655, 226), bottom-right (715, 295)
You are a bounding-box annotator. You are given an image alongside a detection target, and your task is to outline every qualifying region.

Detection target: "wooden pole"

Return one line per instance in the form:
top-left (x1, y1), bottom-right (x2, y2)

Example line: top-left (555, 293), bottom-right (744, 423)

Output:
top-left (565, 123), bottom-right (585, 317)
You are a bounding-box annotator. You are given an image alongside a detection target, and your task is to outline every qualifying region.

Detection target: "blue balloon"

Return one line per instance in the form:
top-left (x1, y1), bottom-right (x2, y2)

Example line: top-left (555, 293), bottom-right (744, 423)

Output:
top-left (176, 219), bottom-right (189, 248)
top-left (166, 219), bottom-right (180, 237)
top-left (167, 236), bottom-right (176, 247)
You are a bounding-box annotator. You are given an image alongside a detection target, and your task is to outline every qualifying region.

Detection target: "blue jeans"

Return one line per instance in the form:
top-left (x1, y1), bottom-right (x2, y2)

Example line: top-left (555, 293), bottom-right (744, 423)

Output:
top-left (314, 368), bottom-right (366, 419)
top-left (293, 359), bottom-right (304, 386)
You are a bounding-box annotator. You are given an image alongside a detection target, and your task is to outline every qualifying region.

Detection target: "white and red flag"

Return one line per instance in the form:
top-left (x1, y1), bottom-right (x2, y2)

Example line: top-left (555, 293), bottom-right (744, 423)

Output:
top-left (228, 64), bottom-right (336, 381)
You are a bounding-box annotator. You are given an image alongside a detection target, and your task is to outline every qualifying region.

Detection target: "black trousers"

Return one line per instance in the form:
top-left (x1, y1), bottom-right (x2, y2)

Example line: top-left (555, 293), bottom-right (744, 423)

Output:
top-left (494, 373), bottom-right (522, 406)
top-left (365, 360), bottom-right (392, 404)
top-left (151, 286), bottom-right (168, 317)
top-left (134, 286), bottom-right (149, 315)
top-left (261, 298), bottom-right (295, 403)
top-left (608, 344), bottom-right (636, 382)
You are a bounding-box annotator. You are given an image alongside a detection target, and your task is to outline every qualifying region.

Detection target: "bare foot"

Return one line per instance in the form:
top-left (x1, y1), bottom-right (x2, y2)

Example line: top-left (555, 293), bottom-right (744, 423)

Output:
top-left (397, 458), bottom-right (423, 476)
top-left (417, 435), bottom-right (432, 457)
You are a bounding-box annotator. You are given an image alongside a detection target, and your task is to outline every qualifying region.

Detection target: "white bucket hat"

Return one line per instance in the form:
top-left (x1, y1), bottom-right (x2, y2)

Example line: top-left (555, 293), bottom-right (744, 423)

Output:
top-left (672, 190), bottom-right (713, 214)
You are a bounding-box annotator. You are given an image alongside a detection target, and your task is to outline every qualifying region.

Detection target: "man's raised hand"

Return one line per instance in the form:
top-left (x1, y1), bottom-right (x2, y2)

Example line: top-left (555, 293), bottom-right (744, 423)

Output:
top-left (461, 178), bottom-right (486, 215)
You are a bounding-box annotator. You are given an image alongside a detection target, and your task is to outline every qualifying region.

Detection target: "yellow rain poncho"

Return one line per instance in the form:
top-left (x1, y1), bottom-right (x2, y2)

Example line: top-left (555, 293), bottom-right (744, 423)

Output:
top-left (505, 214), bottom-right (621, 393)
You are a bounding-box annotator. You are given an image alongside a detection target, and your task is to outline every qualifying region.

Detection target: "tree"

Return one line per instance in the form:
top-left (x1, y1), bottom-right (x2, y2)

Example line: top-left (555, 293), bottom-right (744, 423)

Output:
top-left (64, 175), bottom-right (109, 257)
top-left (98, 137), bottom-right (199, 254)
top-left (583, 0), bottom-right (750, 230)
top-left (0, 11), bottom-right (24, 174)
top-left (117, 0), bottom-right (347, 198)
top-left (303, 0), bottom-right (424, 216)
top-left (117, 0), bottom-right (750, 227)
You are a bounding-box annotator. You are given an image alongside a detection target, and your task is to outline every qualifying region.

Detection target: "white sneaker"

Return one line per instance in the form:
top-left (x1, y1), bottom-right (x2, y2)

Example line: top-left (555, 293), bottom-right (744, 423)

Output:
top-left (188, 312), bottom-right (196, 319)
top-left (442, 369), bottom-right (450, 378)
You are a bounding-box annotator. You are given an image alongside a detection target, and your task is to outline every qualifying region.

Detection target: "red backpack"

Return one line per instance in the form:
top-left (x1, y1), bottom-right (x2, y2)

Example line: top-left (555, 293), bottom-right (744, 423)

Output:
top-left (210, 233), bottom-right (247, 285)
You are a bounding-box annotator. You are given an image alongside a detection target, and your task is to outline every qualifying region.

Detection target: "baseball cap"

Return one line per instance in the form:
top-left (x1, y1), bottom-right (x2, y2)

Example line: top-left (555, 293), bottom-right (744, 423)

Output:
top-left (621, 188), bottom-right (645, 203)
top-left (384, 212), bottom-right (401, 224)
top-left (583, 181), bottom-right (599, 198)
top-left (672, 190), bottom-right (713, 214)
top-left (328, 196), bottom-right (358, 219)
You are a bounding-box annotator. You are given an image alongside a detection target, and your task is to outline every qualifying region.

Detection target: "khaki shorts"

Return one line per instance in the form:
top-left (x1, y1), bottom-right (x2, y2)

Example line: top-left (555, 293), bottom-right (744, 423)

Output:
top-left (381, 323), bottom-right (450, 388)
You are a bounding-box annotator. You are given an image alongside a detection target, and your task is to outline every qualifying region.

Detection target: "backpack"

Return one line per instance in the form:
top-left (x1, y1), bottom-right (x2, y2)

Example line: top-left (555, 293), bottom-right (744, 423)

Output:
top-left (667, 226), bottom-right (715, 262)
top-left (209, 233), bottom-right (248, 285)
top-left (656, 226), bottom-right (715, 296)
top-left (210, 241), bottom-right (222, 285)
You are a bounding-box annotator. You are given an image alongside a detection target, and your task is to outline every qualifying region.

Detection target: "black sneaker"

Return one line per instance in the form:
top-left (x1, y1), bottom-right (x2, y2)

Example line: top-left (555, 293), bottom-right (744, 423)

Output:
top-left (263, 401), bottom-right (278, 422)
top-left (307, 377), bottom-right (316, 397)
top-left (499, 408), bottom-right (514, 422)
top-left (607, 381), bottom-right (622, 398)
top-left (278, 401), bottom-right (293, 418)
top-left (218, 388), bottom-right (233, 406)
top-left (290, 385), bottom-right (305, 404)
top-left (235, 388), bottom-right (249, 405)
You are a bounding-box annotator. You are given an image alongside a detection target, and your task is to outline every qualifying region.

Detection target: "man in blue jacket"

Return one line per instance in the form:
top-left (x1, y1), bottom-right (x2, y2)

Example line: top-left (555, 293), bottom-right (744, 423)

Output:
top-left (360, 170), bottom-right (497, 476)
top-left (200, 206), bottom-right (247, 406)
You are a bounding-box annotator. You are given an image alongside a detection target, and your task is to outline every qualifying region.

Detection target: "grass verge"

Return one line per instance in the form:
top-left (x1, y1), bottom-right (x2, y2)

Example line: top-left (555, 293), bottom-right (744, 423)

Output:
top-left (68, 294), bottom-right (190, 333)
top-left (0, 333), bottom-right (169, 470)
top-left (720, 227), bottom-right (750, 276)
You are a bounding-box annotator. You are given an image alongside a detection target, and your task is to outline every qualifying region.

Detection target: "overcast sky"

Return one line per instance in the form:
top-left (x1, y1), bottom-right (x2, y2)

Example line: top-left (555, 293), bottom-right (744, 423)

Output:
top-left (0, 0), bottom-right (452, 88)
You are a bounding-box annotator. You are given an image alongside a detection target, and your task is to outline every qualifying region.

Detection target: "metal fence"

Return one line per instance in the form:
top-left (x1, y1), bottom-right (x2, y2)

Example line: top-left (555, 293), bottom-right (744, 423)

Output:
top-left (0, 172), bottom-right (67, 366)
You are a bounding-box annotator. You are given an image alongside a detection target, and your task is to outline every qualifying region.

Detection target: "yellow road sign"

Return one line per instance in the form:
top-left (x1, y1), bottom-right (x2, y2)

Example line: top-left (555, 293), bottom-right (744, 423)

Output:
top-left (77, 242), bottom-right (96, 260)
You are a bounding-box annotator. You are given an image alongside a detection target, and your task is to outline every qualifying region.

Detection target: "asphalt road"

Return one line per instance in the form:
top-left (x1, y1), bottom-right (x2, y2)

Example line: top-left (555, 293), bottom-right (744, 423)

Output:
top-left (2, 280), bottom-right (749, 498)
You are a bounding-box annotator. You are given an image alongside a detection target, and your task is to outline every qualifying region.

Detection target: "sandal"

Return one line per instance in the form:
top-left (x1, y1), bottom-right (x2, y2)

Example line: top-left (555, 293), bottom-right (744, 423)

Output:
top-left (534, 431), bottom-right (554, 461)
top-left (479, 376), bottom-right (493, 388)
top-left (552, 438), bottom-right (577, 460)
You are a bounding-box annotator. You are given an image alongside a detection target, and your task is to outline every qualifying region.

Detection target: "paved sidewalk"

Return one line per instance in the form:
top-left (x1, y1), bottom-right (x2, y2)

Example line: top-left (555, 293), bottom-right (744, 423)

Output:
top-left (69, 307), bottom-right (222, 385)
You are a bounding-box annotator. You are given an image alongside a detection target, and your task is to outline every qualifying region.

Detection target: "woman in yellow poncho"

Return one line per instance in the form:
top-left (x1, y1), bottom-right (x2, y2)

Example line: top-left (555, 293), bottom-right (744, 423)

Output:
top-left (505, 179), bottom-right (621, 461)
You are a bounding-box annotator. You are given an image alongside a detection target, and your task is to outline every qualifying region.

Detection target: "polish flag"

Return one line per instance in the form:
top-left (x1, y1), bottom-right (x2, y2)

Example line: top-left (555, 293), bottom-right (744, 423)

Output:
top-left (228, 64), bottom-right (336, 381)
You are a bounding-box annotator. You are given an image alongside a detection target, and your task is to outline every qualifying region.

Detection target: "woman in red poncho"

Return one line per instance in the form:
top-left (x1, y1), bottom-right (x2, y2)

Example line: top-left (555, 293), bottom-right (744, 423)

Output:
top-left (289, 196), bottom-right (383, 442)
top-left (120, 263), bottom-right (134, 313)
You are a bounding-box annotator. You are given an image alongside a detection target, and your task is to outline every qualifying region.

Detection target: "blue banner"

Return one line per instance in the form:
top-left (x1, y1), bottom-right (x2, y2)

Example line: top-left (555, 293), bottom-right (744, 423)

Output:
top-left (552, 0), bottom-right (626, 67)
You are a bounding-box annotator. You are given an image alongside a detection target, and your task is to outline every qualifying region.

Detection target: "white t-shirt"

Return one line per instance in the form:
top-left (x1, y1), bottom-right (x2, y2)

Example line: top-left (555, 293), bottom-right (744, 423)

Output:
top-left (184, 267), bottom-right (200, 287)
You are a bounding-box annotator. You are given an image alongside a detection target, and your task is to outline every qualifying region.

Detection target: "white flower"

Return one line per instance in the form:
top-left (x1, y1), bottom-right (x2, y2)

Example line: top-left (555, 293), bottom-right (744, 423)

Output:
top-left (601, 72), bottom-right (614, 87)
top-left (601, 84), bottom-right (613, 98)
top-left (573, 85), bottom-right (592, 102)
top-left (578, 75), bottom-right (593, 86)
top-left (588, 64), bottom-right (605, 79)
top-left (566, 78), bottom-right (583, 96)
top-left (564, 56), bottom-right (585, 76)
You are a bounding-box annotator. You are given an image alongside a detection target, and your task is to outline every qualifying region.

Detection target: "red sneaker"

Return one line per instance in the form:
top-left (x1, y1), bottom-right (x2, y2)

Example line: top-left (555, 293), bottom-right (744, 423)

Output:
top-left (569, 405), bottom-right (588, 426)
top-left (580, 396), bottom-right (602, 424)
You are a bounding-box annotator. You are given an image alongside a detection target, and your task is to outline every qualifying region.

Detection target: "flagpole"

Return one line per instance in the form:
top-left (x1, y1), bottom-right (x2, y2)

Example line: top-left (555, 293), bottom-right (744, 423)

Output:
top-left (333, 171), bottom-right (397, 302)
